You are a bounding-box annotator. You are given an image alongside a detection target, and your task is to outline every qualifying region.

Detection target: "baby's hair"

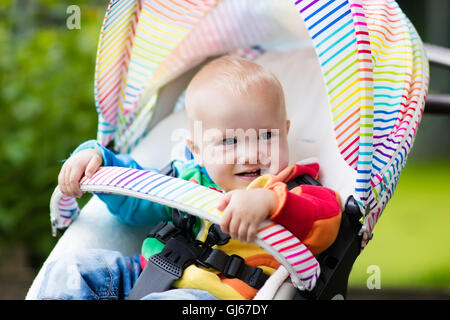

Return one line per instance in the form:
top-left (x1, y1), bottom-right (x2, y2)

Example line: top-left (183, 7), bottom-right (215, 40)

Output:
top-left (185, 55), bottom-right (285, 117)
top-left (202, 55), bottom-right (283, 98)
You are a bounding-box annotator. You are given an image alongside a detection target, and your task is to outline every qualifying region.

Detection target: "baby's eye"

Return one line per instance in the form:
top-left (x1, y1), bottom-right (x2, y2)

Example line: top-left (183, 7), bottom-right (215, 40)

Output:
top-left (222, 137), bottom-right (237, 145)
top-left (259, 131), bottom-right (272, 140)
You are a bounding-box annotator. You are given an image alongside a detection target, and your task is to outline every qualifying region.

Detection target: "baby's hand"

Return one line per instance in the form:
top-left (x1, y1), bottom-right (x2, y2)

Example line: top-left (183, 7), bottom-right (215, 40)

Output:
top-left (217, 189), bottom-right (278, 243)
top-left (58, 149), bottom-right (103, 198)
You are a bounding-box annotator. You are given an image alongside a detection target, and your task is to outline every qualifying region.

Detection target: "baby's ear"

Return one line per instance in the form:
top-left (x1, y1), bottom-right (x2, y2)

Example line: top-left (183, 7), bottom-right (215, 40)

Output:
top-left (286, 120), bottom-right (291, 134)
top-left (186, 138), bottom-right (203, 165)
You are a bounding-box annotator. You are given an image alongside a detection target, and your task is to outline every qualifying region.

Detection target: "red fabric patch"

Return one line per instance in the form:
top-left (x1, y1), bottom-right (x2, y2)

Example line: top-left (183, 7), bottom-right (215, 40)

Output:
top-left (140, 254), bottom-right (147, 270)
top-left (299, 185), bottom-right (340, 220)
top-left (270, 190), bottom-right (316, 241)
top-left (291, 163), bottom-right (320, 180)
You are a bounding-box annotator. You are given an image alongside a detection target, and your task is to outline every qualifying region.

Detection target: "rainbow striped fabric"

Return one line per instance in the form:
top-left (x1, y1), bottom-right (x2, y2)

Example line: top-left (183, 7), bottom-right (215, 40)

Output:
top-left (292, 0), bottom-right (428, 248)
top-left (93, 0), bottom-right (428, 249)
top-left (50, 166), bottom-right (320, 290)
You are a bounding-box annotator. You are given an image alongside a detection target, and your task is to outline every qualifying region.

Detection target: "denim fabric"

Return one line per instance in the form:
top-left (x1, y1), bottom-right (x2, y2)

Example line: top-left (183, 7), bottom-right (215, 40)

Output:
top-left (37, 248), bottom-right (217, 300)
top-left (142, 289), bottom-right (218, 300)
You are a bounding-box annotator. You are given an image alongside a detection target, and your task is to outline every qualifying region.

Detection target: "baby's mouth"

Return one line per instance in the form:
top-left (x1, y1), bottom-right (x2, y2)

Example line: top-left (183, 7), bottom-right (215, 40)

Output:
top-left (235, 168), bottom-right (261, 181)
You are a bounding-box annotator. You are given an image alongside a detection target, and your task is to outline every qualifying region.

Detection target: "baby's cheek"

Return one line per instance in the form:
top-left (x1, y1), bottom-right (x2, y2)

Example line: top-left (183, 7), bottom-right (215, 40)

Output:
top-left (270, 139), bottom-right (289, 174)
top-left (206, 164), bottom-right (234, 190)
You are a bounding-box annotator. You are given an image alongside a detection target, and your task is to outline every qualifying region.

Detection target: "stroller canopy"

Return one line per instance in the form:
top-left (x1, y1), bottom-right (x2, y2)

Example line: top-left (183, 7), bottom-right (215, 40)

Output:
top-left (94, 0), bottom-right (428, 249)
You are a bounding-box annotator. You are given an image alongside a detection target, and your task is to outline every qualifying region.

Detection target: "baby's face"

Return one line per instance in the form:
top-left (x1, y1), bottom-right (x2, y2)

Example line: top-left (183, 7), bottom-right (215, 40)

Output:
top-left (187, 84), bottom-right (290, 191)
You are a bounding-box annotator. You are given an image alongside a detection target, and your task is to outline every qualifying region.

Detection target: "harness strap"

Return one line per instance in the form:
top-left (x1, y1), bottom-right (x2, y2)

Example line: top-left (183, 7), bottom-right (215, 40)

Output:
top-left (197, 248), bottom-right (269, 289)
top-left (127, 235), bottom-right (200, 300)
top-left (127, 221), bottom-right (268, 299)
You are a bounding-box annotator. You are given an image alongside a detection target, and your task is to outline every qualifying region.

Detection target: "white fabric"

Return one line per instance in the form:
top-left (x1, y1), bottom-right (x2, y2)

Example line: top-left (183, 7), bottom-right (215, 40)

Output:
top-left (253, 266), bottom-right (290, 300)
top-left (26, 47), bottom-right (355, 299)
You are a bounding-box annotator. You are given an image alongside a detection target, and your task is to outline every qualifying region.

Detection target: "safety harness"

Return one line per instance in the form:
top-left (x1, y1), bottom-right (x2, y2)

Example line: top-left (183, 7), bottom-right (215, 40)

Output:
top-left (127, 168), bottom-right (321, 300)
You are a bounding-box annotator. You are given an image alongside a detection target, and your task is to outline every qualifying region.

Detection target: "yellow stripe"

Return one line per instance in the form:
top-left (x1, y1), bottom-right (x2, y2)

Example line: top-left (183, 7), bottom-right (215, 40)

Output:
top-left (199, 196), bottom-right (220, 210)
top-left (140, 13), bottom-right (184, 39)
top-left (120, 72), bottom-right (127, 101)
top-left (98, 33), bottom-right (129, 69)
top-left (329, 75), bottom-right (371, 105)
top-left (98, 10), bottom-right (137, 69)
top-left (333, 96), bottom-right (373, 122)
top-left (330, 75), bottom-right (368, 104)
top-left (181, 189), bottom-right (205, 203)
top-left (141, 8), bottom-right (189, 33)
top-left (135, 33), bottom-right (171, 53)
top-left (372, 186), bottom-right (379, 202)
top-left (373, 49), bottom-right (412, 59)
top-left (100, 7), bottom-right (137, 55)
top-left (98, 45), bottom-right (127, 78)
top-left (137, 25), bottom-right (178, 46)
top-left (374, 54), bottom-right (413, 63)
top-left (186, 191), bottom-right (213, 206)
top-left (331, 87), bottom-right (373, 113)
top-left (118, 86), bottom-right (125, 114)
top-left (133, 41), bottom-right (166, 58)
top-left (370, 34), bottom-right (411, 51)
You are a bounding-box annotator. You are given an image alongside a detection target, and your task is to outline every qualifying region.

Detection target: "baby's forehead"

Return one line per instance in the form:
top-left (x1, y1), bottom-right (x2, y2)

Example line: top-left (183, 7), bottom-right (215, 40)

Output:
top-left (186, 56), bottom-right (285, 121)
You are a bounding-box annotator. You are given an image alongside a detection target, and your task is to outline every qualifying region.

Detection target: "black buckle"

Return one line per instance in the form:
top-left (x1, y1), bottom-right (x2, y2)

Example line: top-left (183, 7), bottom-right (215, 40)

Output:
top-left (172, 209), bottom-right (197, 241)
top-left (223, 254), bottom-right (245, 278)
top-left (154, 235), bottom-right (202, 270)
top-left (247, 267), bottom-right (264, 288)
top-left (205, 224), bottom-right (231, 247)
top-left (195, 246), bottom-right (213, 269)
top-left (147, 221), bottom-right (181, 244)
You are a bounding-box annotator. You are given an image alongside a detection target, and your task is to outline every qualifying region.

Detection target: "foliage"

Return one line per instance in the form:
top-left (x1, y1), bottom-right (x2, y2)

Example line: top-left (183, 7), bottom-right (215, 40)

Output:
top-left (349, 159), bottom-right (450, 288)
top-left (0, 0), bottom-right (106, 263)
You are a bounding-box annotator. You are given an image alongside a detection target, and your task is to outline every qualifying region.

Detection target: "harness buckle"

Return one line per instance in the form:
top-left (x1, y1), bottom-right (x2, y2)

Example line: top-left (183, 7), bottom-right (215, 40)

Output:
top-left (223, 254), bottom-right (245, 278)
top-left (205, 224), bottom-right (231, 247)
top-left (247, 267), bottom-right (264, 288)
top-left (148, 221), bottom-right (180, 244)
top-left (195, 246), bottom-right (213, 269)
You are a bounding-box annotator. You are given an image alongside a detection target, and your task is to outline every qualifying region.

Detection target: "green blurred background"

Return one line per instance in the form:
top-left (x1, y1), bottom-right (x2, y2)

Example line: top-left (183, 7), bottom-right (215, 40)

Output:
top-left (0, 0), bottom-right (449, 299)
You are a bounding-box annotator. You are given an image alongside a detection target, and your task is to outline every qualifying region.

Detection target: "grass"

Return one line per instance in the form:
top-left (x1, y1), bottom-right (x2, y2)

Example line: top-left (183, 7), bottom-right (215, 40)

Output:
top-left (348, 159), bottom-right (450, 289)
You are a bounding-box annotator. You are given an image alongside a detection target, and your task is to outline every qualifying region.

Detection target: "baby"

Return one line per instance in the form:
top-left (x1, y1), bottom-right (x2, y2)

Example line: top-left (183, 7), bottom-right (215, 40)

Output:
top-left (43, 56), bottom-right (341, 300)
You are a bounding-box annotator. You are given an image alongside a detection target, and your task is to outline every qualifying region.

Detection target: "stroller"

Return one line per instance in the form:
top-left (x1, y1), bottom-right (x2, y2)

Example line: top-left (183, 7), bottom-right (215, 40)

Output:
top-left (26, 0), bottom-right (428, 300)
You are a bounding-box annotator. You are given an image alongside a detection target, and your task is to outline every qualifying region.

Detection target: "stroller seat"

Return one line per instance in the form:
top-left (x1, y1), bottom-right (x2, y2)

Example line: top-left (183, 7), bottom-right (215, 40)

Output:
top-left (26, 0), bottom-right (428, 300)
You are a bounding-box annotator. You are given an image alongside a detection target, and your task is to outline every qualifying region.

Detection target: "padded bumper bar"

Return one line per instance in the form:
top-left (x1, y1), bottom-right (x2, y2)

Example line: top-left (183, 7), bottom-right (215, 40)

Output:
top-left (50, 166), bottom-right (321, 291)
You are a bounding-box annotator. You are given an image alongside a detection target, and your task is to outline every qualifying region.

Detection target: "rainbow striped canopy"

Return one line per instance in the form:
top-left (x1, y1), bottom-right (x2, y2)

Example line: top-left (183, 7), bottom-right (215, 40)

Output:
top-left (93, 0), bottom-right (429, 249)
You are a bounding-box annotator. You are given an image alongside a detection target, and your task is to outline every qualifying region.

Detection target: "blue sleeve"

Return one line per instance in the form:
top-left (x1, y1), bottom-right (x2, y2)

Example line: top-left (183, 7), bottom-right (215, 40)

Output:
top-left (72, 140), bottom-right (171, 226)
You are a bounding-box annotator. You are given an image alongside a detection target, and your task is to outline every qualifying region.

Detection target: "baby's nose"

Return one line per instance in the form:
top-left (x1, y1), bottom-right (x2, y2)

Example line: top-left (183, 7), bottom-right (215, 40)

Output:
top-left (237, 139), bottom-right (260, 165)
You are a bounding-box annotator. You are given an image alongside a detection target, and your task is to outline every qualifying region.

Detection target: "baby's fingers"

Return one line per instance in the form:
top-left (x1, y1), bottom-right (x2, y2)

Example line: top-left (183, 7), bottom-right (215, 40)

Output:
top-left (68, 165), bottom-right (84, 198)
top-left (58, 163), bottom-right (69, 196)
top-left (228, 214), bottom-right (241, 240)
top-left (85, 154), bottom-right (102, 178)
top-left (217, 191), bottom-right (233, 211)
top-left (246, 224), bottom-right (258, 244)
top-left (219, 208), bottom-right (232, 235)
